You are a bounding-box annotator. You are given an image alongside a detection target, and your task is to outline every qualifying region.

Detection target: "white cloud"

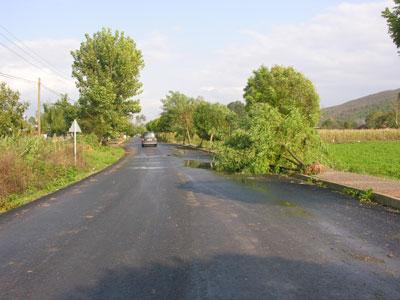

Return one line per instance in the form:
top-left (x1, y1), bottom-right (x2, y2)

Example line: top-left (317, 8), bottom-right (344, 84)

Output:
top-left (0, 38), bottom-right (79, 116)
top-left (195, 1), bottom-right (400, 107)
top-left (139, 32), bottom-right (173, 63)
top-left (1, 1), bottom-right (399, 121)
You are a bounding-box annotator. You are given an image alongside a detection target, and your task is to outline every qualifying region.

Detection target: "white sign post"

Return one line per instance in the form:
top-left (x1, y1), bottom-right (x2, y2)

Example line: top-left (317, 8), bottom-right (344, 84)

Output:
top-left (68, 119), bottom-right (82, 165)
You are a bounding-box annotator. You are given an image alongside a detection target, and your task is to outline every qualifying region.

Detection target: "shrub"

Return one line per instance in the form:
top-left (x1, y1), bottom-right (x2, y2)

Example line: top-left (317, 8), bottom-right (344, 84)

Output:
top-left (215, 104), bottom-right (325, 174)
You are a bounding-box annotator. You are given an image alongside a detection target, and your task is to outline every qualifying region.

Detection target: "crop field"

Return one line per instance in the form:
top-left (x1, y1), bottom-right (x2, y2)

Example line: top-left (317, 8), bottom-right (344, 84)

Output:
top-left (327, 141), bottom-right (400, 180)
top-left (319, 129), bottom-right (400, 143)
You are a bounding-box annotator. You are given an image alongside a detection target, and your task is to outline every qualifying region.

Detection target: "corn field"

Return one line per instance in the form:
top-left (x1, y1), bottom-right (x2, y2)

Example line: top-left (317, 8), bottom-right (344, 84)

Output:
top-left (318, 129), bottom-right (400, 143)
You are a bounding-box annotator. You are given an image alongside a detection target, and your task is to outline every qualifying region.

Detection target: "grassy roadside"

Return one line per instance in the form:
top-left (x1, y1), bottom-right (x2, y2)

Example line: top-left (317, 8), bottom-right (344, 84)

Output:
top-left (158, 131), bottom-right (400, 181)
top-left (0, 135), bottom-right (125, 212)
top-left (327, 141), bottom-right (400, 180)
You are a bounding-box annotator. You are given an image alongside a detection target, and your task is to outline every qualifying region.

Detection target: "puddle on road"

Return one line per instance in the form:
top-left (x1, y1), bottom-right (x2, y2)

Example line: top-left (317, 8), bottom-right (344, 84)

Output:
top-left (182, 159), bottom-right (314, 219)
top-left (276, 199), bottom-right (313, 218)
top-left (172, 149), bottom-right (185, 157)
top-left (277, 200), bottom-right (297, 207)
top-left (184, 160), bottom-right (213, 170)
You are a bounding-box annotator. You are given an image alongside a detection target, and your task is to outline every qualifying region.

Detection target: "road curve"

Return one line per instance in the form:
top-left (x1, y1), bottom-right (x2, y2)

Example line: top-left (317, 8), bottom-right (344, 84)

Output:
top-left (0, 139), bottom-right (399, 299)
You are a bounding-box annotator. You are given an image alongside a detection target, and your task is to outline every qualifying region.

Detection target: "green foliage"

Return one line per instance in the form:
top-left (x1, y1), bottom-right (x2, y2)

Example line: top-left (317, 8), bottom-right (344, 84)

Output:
top-left (160, 91), bottom-right (198, 144)
top-left (0, 135), bottom-right (124, 211)
top-left (320, 119), bottom-right (358, 129)
top-left (216, 103), bottom-right (324, 174)
top-left (227, 101), bottom-right (249, 130)
top-left (0, 82), bottom-right (28, 137)
top-left (146, 117), bottom-right (161, 132)
top-left (216, 65), bottom-right (323, 174)
top-left (227, 101), bottom-right (246, 116)
top-left (126, 123), bottom-right (146, 137)
top-left (193, 101), bottom-right (233, 144)
top-left (71, 28), bottom-right (144, 140)
top-left (327, 141), bottom-right (400, 179)
top-left (42, 94), bottom-right (78, 136)
top-left (365, 111), bottom-right (397, 129)
top-left (244, 65), bottom-right (320, 127)
top-left (382, 0), bottom-right (400, 52)
top-left (214, 130), bottom-right (256, 173)
top-left (343, 187), bottom-right (374, 204)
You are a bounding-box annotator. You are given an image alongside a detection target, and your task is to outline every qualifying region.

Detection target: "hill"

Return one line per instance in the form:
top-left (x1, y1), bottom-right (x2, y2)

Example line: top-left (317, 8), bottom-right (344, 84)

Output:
top-left (321, 88), bottom-right (400, 125)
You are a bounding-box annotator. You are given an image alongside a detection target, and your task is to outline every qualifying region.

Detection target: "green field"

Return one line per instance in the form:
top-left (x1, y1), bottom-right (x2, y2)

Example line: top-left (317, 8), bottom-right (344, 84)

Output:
top-left (327, 141), bottom-right (400, 180)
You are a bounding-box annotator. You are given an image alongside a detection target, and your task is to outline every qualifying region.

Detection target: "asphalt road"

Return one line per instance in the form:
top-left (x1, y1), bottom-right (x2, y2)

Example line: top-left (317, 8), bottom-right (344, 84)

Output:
top-left (1, 139), bottom-right (400, 299)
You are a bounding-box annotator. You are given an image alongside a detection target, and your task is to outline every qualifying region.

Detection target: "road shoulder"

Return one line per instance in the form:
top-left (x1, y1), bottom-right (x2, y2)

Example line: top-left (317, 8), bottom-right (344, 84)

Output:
top-left (293, 170), bottom-right (400, 210)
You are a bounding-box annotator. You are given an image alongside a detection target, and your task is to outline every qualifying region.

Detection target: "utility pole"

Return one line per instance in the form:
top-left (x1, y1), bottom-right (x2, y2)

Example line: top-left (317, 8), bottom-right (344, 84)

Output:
top-left (37, 78), bottom-right (41, 135)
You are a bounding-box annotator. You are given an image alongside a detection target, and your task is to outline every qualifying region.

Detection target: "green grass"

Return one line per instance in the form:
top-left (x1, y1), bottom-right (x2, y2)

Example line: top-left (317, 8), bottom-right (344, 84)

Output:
top-left (0, 136), bottom-right (124, 212)
top-left (327, 141), bottom-right (400, 180)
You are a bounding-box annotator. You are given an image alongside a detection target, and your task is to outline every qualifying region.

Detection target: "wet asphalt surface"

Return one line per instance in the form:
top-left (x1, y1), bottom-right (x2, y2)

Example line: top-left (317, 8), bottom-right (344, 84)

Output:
top-left (0, 139), bottom-right (399, 299)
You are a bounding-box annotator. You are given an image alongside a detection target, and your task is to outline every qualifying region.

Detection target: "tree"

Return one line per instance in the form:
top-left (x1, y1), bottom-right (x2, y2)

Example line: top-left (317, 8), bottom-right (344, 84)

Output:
top-left (160, 91), bottom-right (198, 144)
top-left (146, 118), bottom-right (161, 132)
top-left (193, 101), bottom-right (233, 146)
top-left (394, 93), bottom-right (400, 127)
top-left (243, 65), bottom-right (320, 127)
top-left (42, 94), bottom-right (78, 136)
top-left (227, 101), bottom-right (246, 117)
top-left (133, 114), bottom-right (146, 126)
top-left (365, 111), bottom-right (396, 128)
top-left (227, 100), bottom-right (248, 130)
top-left (382, 1), bottom-right (400, 53)
top-left (216, 104), bottom-right (324, 173)
top-left (71, 28), bottom-right (144, 140)
top-left (0, 82), bottom-right (28, 136)
top-left (320, 119), bottom-right (340, 129)
top-left (216, 65), bottom-right (324, 174)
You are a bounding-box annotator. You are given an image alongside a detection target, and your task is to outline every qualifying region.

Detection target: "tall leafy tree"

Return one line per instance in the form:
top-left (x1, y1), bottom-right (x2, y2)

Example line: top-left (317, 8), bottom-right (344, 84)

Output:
top-left (71, 28), bottom-right (144, 140)
top-left (244, 65), bottom-right (320, 127)
top-left (227, 100), bottom-right (248, 130)
top-left (216, 104), bottom-right (324, 173)
top-left (160, 91), bottom-right (198, 144)
top-left (42, 94), bottom-right (78, 136)
top-left (227, 101), bottom-right (246, 117)
top-left (383, 0), bottom-right (400, 53)
top-left (216, 65), bottom-right (324, 174)
top-left (0, 82), bottom-right (28, 136)
top-left (193, 101), bottom-right (233, 145)
top-left (365, 111), bottom-right (396, 129)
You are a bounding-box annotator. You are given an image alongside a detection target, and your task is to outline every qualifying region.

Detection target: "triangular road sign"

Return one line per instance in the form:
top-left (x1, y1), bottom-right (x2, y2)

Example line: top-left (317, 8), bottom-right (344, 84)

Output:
top-left (68, 119), bottom-right (82, 133)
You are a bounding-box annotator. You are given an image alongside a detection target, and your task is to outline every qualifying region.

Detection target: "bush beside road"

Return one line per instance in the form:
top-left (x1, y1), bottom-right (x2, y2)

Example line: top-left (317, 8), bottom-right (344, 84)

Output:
top-left (0, 135), bottom-right (124, 212)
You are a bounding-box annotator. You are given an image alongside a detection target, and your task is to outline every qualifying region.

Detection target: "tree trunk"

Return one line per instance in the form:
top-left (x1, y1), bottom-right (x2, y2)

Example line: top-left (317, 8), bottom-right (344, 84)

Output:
top-left (209, 133), bottom-right (214, 149)
top-left (186, 127), bottom-right (192, 145)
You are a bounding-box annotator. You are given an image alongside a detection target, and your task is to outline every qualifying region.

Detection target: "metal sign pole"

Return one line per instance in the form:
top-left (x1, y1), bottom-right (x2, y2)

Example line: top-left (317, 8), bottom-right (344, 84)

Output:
top-left (74, 129), bottom-right (77, 165)
top-left (69, 120), bottom-right (82, 166)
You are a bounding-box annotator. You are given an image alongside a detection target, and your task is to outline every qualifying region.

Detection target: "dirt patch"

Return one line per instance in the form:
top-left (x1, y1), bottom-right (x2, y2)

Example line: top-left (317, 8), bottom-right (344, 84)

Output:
top-left (317, 170), bottom-right (400, 199)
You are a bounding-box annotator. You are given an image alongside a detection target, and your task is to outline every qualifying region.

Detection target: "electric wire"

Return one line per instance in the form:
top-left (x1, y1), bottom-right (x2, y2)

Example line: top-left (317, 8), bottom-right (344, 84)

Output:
top-left (0, 25), bottom-right (71, 82)
top-left (0, 71), bottom-right (36, 83)
top-left (0, 71), bottom-right (64, 97)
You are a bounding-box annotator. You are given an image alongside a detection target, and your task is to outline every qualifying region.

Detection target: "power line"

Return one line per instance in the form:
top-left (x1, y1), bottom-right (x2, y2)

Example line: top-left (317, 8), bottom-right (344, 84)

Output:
top-left (0, 71), bottom-right (63, 97)
top-left (0, 71), bottom-right (36, 83)
top-left (42, 83), bottom-right (64, 97)
top-left (0, 25), bottom-right (71, 82)
top-left (0, 40), bottom-right (44, 71)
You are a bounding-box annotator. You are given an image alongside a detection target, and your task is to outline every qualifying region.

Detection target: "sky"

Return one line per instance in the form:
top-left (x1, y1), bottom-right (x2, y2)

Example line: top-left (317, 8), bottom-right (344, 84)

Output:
top-left (0, 0), bottom-right (399, 120)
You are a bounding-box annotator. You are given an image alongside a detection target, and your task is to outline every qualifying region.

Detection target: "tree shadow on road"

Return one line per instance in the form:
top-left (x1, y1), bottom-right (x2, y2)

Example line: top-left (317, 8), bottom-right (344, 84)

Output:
top-left (59, 253), bottom-right (399, 300)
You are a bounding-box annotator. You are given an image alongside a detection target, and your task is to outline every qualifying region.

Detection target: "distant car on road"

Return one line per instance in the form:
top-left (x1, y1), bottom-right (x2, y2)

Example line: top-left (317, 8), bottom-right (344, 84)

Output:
top-left (141, 131), bottom-right (157, 147)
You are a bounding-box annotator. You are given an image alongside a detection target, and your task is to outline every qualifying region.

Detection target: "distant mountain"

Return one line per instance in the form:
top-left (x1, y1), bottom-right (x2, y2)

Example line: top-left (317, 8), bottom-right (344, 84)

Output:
top-left (321, 88), bottom-right (400, 125)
